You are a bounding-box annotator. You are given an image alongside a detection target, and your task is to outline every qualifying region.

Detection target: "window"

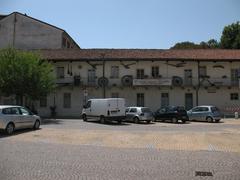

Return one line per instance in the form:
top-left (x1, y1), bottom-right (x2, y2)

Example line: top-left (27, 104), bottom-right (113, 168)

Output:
top-left (161, 93), bottom-right (169, 107)
top-left (136, 69), bottom-right (144, 79)
top-left (111, 93), bottom-right (119, 98)
top-left (57, 67), bottom-right (64, 79)
top-left (231, 69), bottom-right (240, 86)
top-left (2, 108), bottom-right (12, 114)
top-left (63, 93), bottom-right (71, 108)
top-left (111, 66), bottom-right (119, 78)
top-left (199, 66), bottom-right (207, 77)
top-left (11, 107), bottom-right (20, 115)
top-left (137, 93), bottom-right (144, 106)
top-left (20, 107), bottom-right (30, 115)
top-left (40, 96), bottom-right (47, 107)
top-left (230, 93), bottom-right (239, 100)
top-left (88, 69), bottom-right (96, 84)
top-left (152, 66), bottom-right (159, 78)
top-left (130, 108), bottom-right (137, 113)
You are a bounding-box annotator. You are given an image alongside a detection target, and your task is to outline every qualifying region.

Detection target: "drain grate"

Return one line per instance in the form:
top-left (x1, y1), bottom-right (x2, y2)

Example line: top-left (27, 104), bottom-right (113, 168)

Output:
top-left (195, 171), bottom-right (213, 177)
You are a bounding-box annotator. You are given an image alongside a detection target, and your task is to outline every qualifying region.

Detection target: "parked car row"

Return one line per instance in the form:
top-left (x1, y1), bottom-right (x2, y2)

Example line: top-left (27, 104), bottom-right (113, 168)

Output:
top-left (82, 98), bottom-right (222, 124)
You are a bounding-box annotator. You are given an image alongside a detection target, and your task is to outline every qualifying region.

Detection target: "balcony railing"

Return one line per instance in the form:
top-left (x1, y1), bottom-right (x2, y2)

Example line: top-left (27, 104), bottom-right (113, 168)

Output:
top-left (55, 76), bottom-right (240, 88)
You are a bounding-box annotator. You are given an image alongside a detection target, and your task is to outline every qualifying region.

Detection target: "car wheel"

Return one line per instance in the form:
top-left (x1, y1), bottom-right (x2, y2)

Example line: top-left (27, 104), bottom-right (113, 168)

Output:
top-left (134, 117), bottom-right (139, 124)
top-left (206, 117), bottom-right (213, 123)
top-left (172, 117), bottom-right (178, 123)
top-left (5, 123), bottom-right (14, 135)
top-left (82, 114), bottom-right (87, 122)
top-left (100, 116), bottom-right (105, 124)
top-left (118, 120), bottom-right (122, 124)
top-left (34, 120), bottom-right (40, 130)
top-left (147, 120), bottom-right (151, 124)
top-left (182, 120), bottom-right (186, 124)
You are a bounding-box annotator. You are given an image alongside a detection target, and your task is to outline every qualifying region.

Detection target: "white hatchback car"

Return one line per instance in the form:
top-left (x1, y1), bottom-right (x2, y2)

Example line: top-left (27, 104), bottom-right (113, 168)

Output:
top-left (0, 105), bottom-right (41, 135)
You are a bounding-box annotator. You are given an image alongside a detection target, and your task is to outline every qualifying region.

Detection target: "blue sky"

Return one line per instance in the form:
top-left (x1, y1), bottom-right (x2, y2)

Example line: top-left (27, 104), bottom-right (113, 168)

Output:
top-left (0, 0), bottom-right (240, 49)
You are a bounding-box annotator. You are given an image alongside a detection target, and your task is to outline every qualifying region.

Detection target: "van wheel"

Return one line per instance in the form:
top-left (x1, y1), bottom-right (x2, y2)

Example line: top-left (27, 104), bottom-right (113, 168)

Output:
top-left (206, 117), bottom-right (213, 123)
top-left (82, 114), bottom-right (87, 122)
top-left (100, 116), bottom-right (105, 124)
top-left (34, 120), bottom-right (40, 130)
top-left (134, 117), bottom-right (139, 124)
top-left (172, 117), bottom-right (178, 123)
top-left (5, 123), bottom-right (14, 135)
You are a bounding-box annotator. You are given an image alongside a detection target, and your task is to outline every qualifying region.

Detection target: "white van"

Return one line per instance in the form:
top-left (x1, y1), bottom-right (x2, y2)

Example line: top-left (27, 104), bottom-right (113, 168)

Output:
top-left (81, 98), bottom-right (126, 124)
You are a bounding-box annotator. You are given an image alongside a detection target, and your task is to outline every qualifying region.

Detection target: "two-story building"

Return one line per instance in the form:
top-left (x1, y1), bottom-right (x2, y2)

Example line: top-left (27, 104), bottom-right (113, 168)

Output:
top-left (34, 49), bottom-right (240, 117)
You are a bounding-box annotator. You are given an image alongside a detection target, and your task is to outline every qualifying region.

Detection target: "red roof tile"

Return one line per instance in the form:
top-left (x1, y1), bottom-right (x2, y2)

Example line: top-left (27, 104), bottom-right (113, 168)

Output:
top-left (38, 49), bottom-right (240, 61)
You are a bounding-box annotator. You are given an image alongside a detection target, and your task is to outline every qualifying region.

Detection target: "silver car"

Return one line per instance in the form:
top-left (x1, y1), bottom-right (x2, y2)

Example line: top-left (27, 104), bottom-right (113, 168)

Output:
top-left (187, 105), bottom-right (222, 123)
top-left (0, 105), bottom-right (41, 135)
top-left (125, 107), bottom-right (154, 123)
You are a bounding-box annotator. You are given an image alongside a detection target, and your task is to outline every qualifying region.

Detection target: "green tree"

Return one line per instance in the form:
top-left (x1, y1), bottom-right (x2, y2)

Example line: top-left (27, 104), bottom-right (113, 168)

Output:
top-left (220, 21), bottom-right (240, 49)
top-left (0, 48), bottom-right (55, 105)
top-left (171, 41), bottom-right (200, 49)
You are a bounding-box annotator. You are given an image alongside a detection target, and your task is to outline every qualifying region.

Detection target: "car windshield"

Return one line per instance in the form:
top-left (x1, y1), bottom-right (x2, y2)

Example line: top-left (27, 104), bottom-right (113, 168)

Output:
top-left (141, 107), bottom-right (151, 113)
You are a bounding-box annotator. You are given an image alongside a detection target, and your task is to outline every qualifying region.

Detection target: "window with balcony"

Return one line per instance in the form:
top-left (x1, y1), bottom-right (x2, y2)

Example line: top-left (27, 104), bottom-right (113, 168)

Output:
top-left (152, 66), bottom-right (159, 78)
top-left (136, 69), bottom-right (144, 79)
top-left (111, 66), bottom-right (119, 78)
top-left (56, 67), bottom-right (64, 79)
top-left (137, 93), bottom-right (144, 106)
top-left (230, 93), bottom-right (239, 100)
top-left (63, 93), bottom-right (71, 108)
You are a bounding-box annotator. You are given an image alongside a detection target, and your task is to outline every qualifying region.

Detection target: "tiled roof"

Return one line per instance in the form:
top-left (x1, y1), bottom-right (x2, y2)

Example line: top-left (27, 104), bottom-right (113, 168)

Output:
top-left (38, 49), bottom-right (240, 61)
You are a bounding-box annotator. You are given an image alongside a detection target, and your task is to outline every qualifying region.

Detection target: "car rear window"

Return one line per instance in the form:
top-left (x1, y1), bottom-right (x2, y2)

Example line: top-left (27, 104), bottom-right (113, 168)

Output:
top-left (211, 107), bottom-right (219, 112)
top-left (2, 108), bottom-right (12, 114)
top-left (141, 108), bottom-right (151, 113)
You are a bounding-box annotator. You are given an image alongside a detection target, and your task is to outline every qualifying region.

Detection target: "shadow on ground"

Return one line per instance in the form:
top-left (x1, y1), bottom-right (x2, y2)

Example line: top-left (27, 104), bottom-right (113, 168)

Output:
top-left (42, 119), bottom-right (64, 125)
top-left (0, 128), bottom-right (41, 139)
top-left (84, 119), bottom-right (131, 126)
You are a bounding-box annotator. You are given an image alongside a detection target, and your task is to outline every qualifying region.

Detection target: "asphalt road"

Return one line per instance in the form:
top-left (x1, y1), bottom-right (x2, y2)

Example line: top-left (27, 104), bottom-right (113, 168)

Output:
top-left (0, 119), bottom-right (240, 180)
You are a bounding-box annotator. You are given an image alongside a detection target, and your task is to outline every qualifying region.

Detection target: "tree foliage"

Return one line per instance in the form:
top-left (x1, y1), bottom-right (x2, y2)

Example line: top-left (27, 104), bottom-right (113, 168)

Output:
top-left (220, 21), bottom-right (240, 49)
top-left (0, 48), bottom-right (55, 104)
top-left (171, 39), bottom-right (220, 49)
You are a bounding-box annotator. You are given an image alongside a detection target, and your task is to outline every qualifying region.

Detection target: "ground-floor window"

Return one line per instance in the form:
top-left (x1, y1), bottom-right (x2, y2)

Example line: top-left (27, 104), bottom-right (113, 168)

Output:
top-left (137, 93), bottom-right (144, 106)
top-left (40, 96), bottom-right (47, 107)
top-left (111, 93), bottom-right (119, 98)
top-left (63, 93), bottom-right (71, 108)
top-left (230, 93), bottom-right (239, 100)
top-left (161, 93), bottom-right (169, 107)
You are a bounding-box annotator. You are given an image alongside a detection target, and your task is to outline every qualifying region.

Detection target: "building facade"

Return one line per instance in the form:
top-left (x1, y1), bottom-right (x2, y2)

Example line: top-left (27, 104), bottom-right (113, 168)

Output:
top-left (0, 12), bottom-right (80, 49)
top-left (32, 49), bottom-right (240, 117)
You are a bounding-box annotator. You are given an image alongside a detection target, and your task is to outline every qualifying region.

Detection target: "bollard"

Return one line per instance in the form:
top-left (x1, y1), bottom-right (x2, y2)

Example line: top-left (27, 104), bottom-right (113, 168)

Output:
top-left (234, 112), bottom-right (238, 119)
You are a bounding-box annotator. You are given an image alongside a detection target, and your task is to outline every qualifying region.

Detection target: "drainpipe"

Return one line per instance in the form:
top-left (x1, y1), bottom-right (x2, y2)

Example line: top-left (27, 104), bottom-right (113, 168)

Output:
top-left (13, 13), bottom-right (17, 47)
top-left (102, 54), bottom-right (106, 98)
top-left (196, 61), bottom-right (200, 106)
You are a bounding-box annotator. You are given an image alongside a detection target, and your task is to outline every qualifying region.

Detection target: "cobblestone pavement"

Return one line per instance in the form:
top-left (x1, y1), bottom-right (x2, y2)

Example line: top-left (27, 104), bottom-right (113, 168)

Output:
top-left (0, 119), bottom-right (240, 179)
